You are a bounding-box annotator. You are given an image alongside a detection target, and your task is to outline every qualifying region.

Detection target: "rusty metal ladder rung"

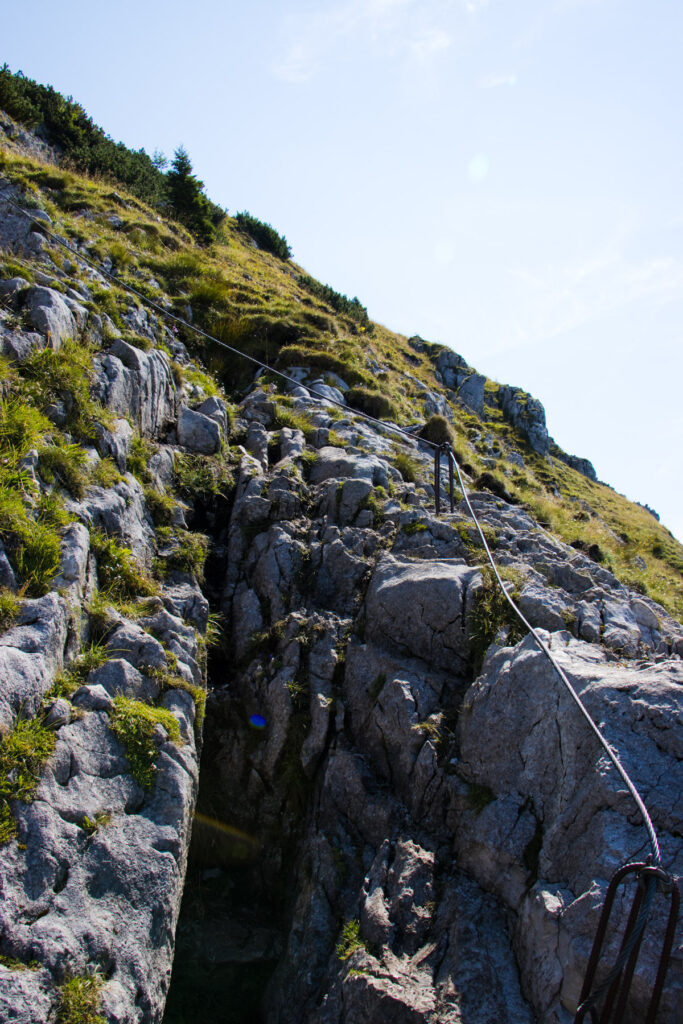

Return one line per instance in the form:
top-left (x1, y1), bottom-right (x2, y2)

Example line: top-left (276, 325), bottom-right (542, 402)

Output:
top-left (573, 860), bottom-right (680, 1024)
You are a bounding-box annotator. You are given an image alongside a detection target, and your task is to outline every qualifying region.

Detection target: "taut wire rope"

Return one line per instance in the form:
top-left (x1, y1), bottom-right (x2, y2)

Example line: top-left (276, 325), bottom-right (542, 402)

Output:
top-left (3, 190), bottom-right (667, 865)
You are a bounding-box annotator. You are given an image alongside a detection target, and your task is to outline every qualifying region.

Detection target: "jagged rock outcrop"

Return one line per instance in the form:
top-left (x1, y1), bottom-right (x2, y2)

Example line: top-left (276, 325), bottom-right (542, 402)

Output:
top-left (498, 385), bottom-right (550, 456)
top-left (0, 158), bottom-right (680, 1024)
top-left (93, 339), bottom-right (178, 439)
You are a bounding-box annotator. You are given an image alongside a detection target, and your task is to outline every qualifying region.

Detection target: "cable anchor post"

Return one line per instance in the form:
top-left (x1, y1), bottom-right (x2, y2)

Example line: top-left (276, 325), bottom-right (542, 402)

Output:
top-left (434, 443), bottom-right (456, 515)
top-left (573, 861), bottom-right (680, 1024)
top-left (445, 443), bottom-right (455, 512)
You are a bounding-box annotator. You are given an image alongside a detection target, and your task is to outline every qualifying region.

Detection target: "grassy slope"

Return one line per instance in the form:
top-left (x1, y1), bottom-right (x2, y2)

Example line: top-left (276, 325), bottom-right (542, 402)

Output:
top-left (1, 143), bottom-right (682, 620)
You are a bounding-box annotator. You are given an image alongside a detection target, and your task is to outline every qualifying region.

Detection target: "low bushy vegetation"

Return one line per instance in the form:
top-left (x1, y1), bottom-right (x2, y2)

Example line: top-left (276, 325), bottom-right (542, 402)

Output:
top-left (420, 414), bottom-right (454, 446)
top-left (468, 566), bottom-right (526, 674)
top-left (345, 387), bottom-right (397, 421)
top-left (0, 65), bottom-right (224, 243)
top-left (234, 212), bottom-right (291, 260)
top-left (299, 275), bottom-right (371, 331)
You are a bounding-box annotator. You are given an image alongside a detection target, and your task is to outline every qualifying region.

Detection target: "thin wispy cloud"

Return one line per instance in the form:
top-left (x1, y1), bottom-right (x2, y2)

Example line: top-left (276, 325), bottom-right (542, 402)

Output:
top-left (479, 72), bottom-right (517, 88)
top-left (271, 0), bottom-right (452, 83)
top-left (503, 247), bottom-right (683, 354)
top-left (410, 27), bottom-right (452, 63)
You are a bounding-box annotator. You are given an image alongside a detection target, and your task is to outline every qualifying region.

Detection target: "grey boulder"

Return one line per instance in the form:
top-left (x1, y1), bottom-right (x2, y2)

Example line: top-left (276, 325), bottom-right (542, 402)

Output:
top-left (177, 404), bottom-right (222, 454)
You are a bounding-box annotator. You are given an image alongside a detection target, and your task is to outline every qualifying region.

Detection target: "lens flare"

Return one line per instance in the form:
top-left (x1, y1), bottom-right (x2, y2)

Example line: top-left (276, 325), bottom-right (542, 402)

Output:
top-left (193, 812), bottom-right (259, 852)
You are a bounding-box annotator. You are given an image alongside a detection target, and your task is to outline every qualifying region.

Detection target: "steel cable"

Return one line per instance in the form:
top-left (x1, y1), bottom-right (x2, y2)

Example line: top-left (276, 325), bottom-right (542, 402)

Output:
top-left (3, 190), bottom-right (663, 863)
top-left (446, 448), bottom-right (662, 866)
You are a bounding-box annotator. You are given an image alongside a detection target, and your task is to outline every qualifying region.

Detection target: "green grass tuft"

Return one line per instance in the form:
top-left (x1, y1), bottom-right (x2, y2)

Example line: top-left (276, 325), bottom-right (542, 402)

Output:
top-left (109, 695), bottom-right (181, 789)
top-left (335, 919), bottom-right (366, 961)
top-left (57, 974), bottom-right (105, 1024)
top-left (90, 531), bottom-right (158, 600)
top-left (0, 716), bottom-right (56, 844)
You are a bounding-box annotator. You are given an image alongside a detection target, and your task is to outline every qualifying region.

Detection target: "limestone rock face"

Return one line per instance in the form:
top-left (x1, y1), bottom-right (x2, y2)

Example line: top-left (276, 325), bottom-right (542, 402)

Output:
top-left (93, 339), bottom-right (177, 438)
top-left (177, 404), bottom-right (222, 454)
top-left (0, 165), bottom-right (680, 1024)
top-left (0, 697), bottom-right (198, 1024)
top-left (456, 634), bottom-right (683, 1022)
top-left (365, 555), bottom-right (479, 672)
top-left (499, 385), bottom-right (550, 456)
top-left (0, 594), bottom-right (70, 731)
top-left (26, 285), bottom-right (87, 347)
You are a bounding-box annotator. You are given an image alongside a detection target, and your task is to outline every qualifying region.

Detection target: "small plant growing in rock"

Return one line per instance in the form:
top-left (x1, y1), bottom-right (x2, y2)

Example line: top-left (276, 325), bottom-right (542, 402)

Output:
top-left (89, 458), bottom-right (123, 489)
top-left (466, 781), bottom-right (496, 815)
top-left (335, 919), bottom-right (366, 961)
top-left (345, 387), bottom-right (397, 421)
top-left (468, 566), bottom-right (525, 675)
top-left (144, 665), bottom-right (207, 733)
top-left (38, 440), bottom-right (88, 498)
top-left (174, 451), bottom-right (234, 503)
top-left (109, 696), bottom-right (181, 789)
top-left (154, 528), bottom-right (209, 583)
top-left (126, 435), bottom-right (155, 485)
top-left (90, 531), bottom-right (158, 600)
top-left (402, 520), bottom-right (427, 536)
top-left (393, 449), bottom-right (420, 483)
top-left (57, 973), bottom-right (105, 1024)
top-left (143, 486), bottom-right (177, 526)
top-left (0, 586), bottom-right (21, 632)
top-left (80, 811), bottom-right (111, 835)
top-left (0, 716), bottom-right (56, 844)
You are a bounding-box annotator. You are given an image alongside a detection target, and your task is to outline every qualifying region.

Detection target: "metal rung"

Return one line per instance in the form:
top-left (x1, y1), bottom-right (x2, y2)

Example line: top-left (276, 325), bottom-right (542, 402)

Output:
top-left (573, 861), bottom-right (680, 1023)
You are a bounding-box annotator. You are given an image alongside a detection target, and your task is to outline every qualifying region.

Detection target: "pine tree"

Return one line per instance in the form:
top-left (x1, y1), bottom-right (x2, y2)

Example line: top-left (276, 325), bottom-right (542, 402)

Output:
top-left (166, 146), bottom-right (217, 244)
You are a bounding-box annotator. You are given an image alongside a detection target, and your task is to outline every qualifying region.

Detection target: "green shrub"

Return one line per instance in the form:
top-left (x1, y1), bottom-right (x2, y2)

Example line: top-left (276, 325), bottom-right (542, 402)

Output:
top-left (234, 211), bottom-right (292, 260)
top-left (468, 566), bottom-right (525, 674)
top-left (13, 522), bottom-right (62, 596)
top-left (155, 529), bottom-right (209, 582)
top-left (126, 435), bottom-right (155, 485)
top-left (89, 458), bottom-right (123, 488)
top-left (57, 974), bottom-right (105, 1024)
top-left (145, 666), bottom-right (207, 733)
top-left (299, 275), bottom-right (371, 331)
top-left (0, 716), bottom-right (56, 844)
top-left (143, 486), bottom-right (176, 526)
top-left (473, 471), bottom-right (515, 504)
top-left (276, 346), bottom-right (370, 387)
top-left (467, 781), bottom-right (496, 814)
top-left (109, 695), bottom-right (181, 789)
top-left (419, 415), bottom-right (454, 446)
top-left (22, 341), bottom-right (102, 441)
top-left (166, 146), bottom-right (223, 245)
top-left (56, 639), bottom-right (111, 692)
top-left (402, 520), bottom-right (427, 536)
top-left (345, 387), bottom-right (397, 421)
top-left (0, 396), bottom-right (51, 454)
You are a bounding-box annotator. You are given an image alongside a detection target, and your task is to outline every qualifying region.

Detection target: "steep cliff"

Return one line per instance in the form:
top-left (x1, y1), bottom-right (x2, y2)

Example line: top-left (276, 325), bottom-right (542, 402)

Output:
top-left (0, 110), bottom-right (681, 1024)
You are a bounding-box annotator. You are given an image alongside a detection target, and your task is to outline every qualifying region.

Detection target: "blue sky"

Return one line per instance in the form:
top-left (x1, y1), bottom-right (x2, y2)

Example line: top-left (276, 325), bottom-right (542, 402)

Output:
top-left (3, 0), bottom-right (683, 539)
